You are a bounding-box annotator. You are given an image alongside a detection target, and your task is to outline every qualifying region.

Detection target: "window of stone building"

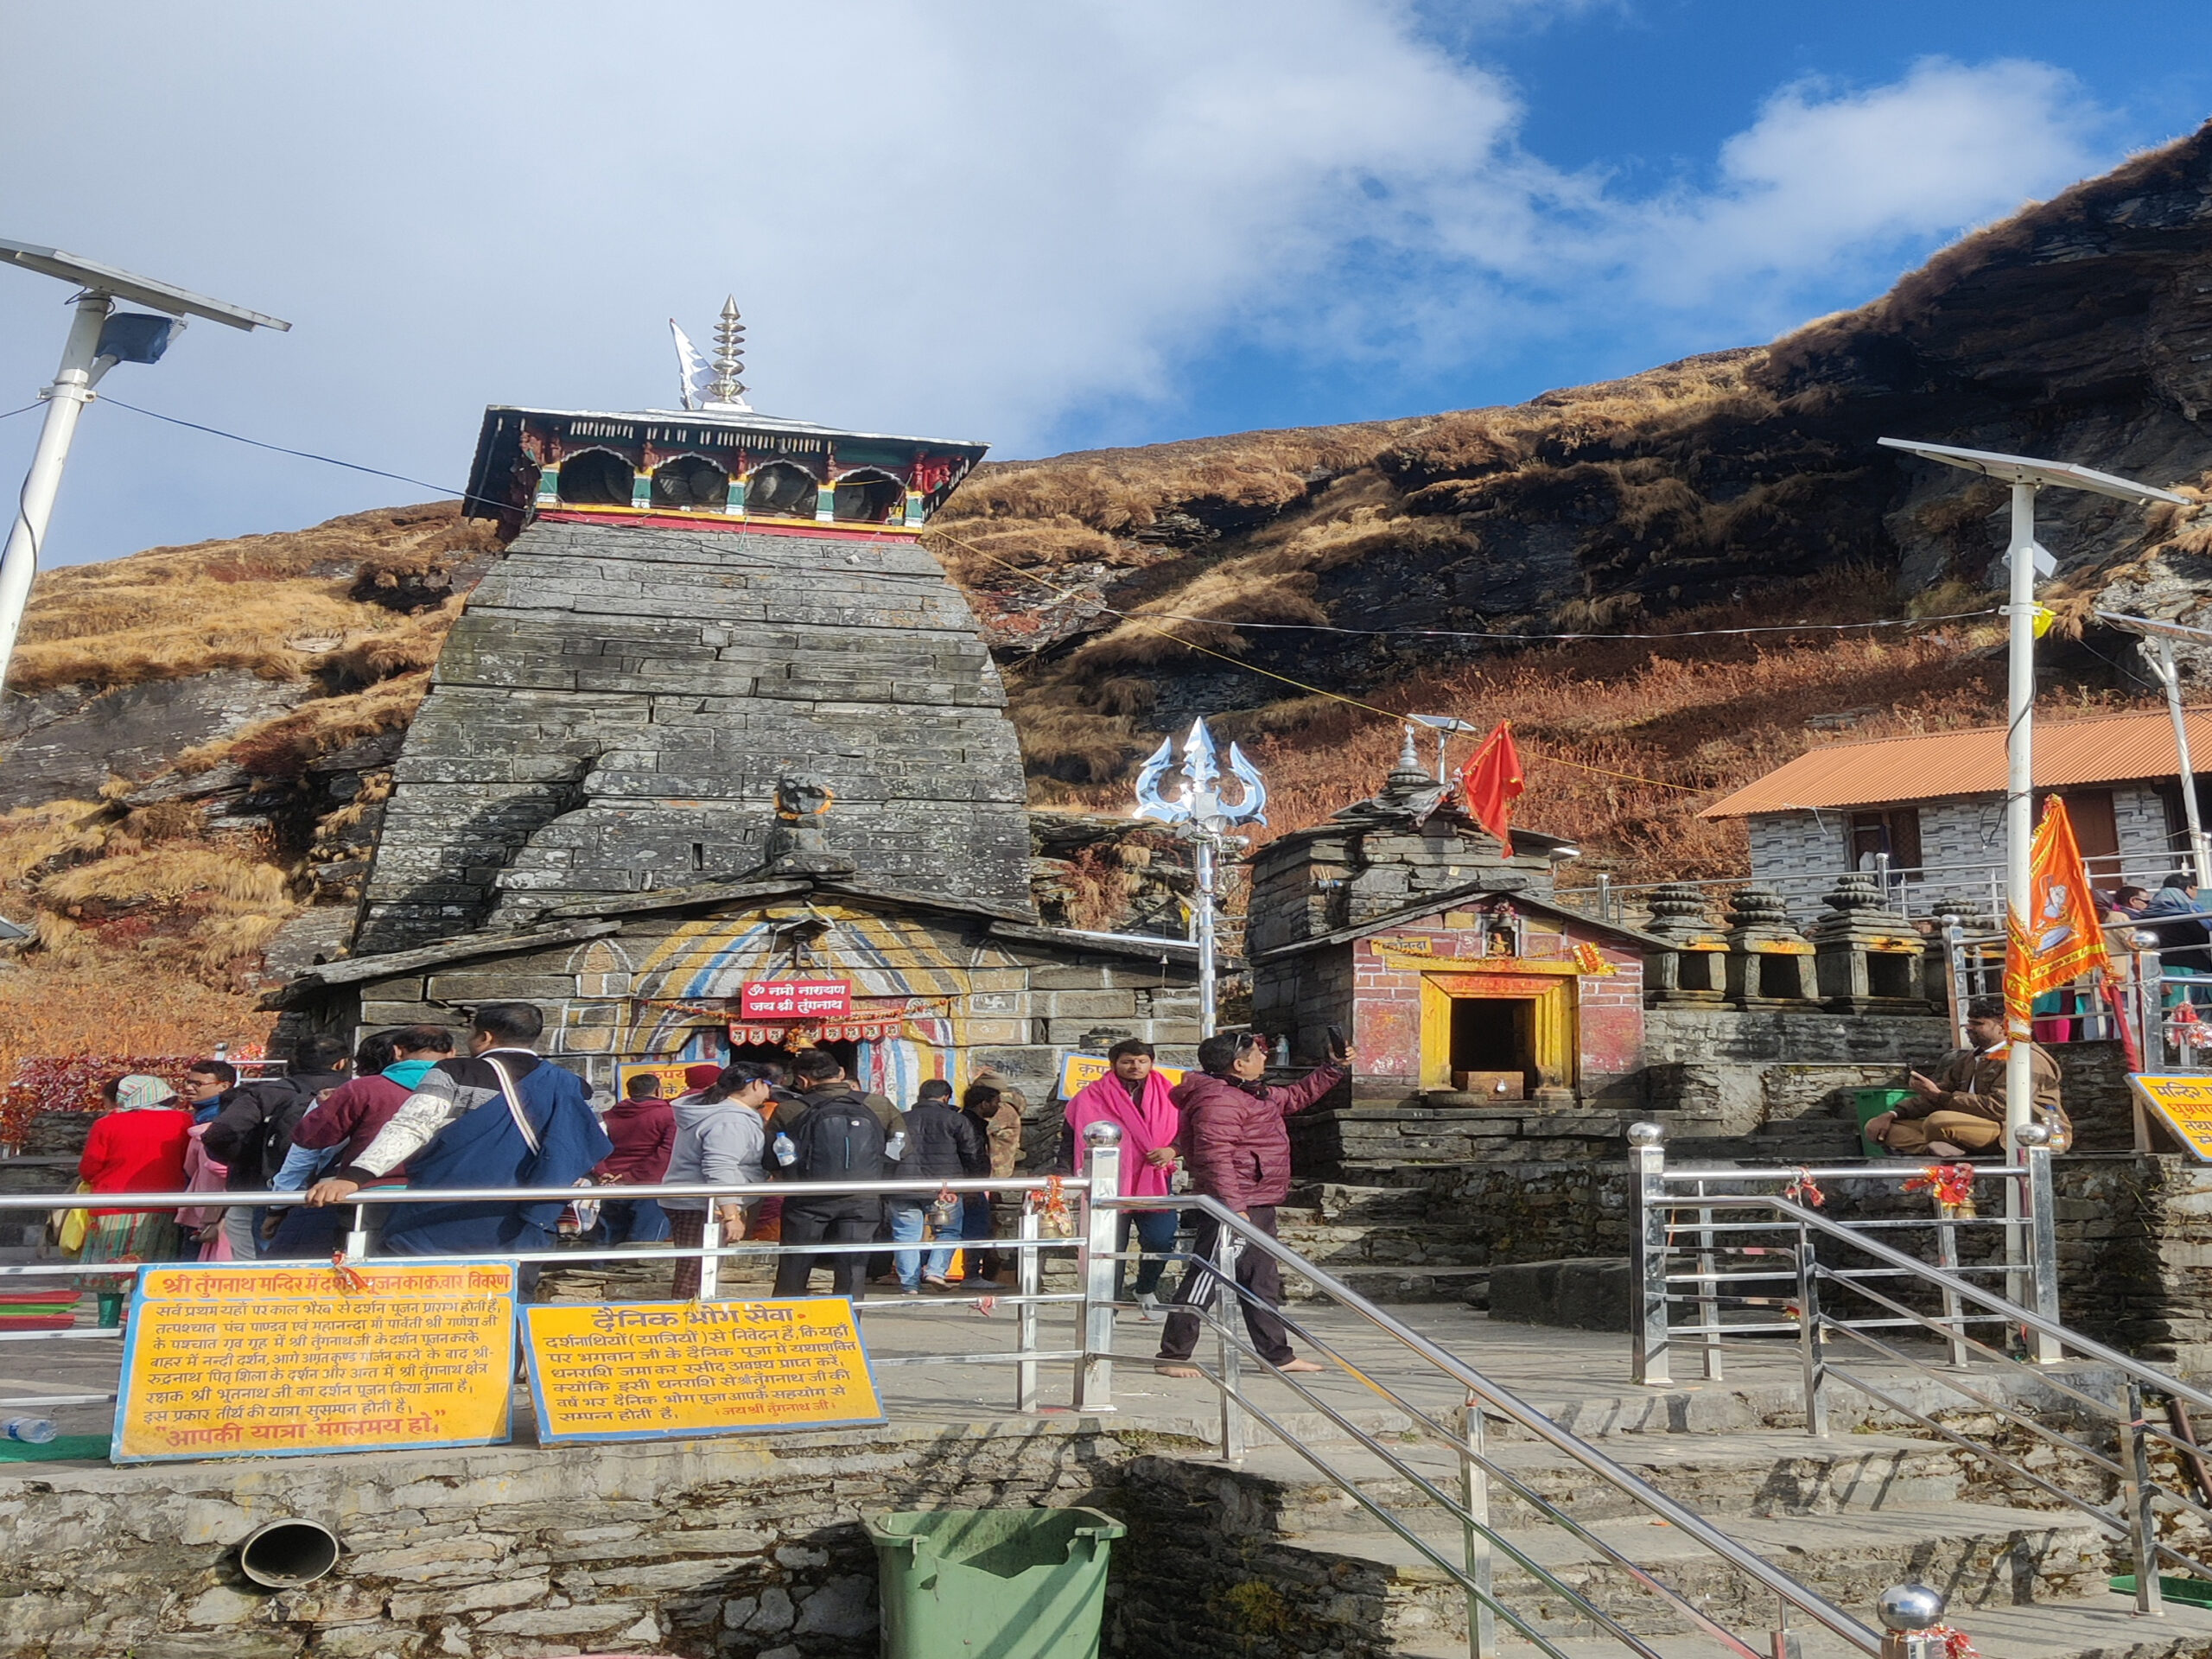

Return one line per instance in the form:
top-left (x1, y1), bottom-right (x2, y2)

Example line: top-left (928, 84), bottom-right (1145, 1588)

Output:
top-left (556, 448), bottom-right (636, 506)
top-left (745, 460), bottom-right (819, 518)
top-left (1847, 806), bottom-right (1922, 873)
top-left (652, 454), bottom-right (729, 512)
top-left (832, 468), bottom-right (904, 524)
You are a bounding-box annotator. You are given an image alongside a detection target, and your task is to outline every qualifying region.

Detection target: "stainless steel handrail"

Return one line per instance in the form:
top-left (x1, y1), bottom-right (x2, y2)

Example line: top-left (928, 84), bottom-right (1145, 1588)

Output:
top-left (1673, 1187), bottom-right (2212, 1614)
top-left (1678, 1191), bottom-right (2212, 1417)
top-left (1103, 1186), bottom-right (1884, 1658)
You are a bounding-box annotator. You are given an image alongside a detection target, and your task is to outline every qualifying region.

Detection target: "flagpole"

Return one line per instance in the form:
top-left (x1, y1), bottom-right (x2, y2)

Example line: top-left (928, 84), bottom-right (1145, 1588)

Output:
top-left (2004, 481), bottom-right (2037, 1157)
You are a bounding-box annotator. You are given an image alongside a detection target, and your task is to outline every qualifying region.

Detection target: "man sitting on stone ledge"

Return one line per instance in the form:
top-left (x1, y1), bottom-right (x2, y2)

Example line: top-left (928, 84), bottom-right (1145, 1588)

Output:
top-left (1866, 994), bottom-right (2069, 1157)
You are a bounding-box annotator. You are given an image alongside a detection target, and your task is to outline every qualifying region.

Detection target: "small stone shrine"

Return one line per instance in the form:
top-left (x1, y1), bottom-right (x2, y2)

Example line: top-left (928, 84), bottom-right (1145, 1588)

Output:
top-left (1248, 732), bottom-right (1659, 1111)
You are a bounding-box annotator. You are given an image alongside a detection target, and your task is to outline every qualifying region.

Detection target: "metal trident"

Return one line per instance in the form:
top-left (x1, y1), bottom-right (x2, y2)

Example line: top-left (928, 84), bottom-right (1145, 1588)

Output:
top-left (1130, 718), bottom-right (1266, 1039)
top-left (1133, 718), bottom-right (1268, 833)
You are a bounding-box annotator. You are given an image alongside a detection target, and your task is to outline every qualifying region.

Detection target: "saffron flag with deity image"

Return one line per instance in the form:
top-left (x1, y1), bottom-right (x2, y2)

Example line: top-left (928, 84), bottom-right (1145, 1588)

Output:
top-left (1456, 721), bottom-right (1526, 855)
top-left (2004, 796), bottom-right (2110, 1039)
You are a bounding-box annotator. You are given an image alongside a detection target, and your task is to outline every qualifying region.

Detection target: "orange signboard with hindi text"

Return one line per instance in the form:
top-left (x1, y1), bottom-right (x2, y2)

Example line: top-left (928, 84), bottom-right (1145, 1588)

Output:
top-left (520, 1297), bottom-right (884, 1444)
top-left (111, 1260), bottom-right (516, 1463)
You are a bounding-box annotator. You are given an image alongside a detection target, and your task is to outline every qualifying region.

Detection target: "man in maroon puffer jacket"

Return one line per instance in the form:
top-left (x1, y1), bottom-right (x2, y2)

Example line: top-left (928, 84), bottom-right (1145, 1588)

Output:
top-left (1155, 1031), bottom-right (1347, 1377)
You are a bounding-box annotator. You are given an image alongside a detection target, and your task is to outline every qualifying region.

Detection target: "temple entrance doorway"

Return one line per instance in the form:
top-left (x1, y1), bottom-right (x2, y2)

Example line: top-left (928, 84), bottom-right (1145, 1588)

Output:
top-left (1449, 996), bottom-right (1536, 1097)
top-left (1419, 967), bottom-right (1580, 1099)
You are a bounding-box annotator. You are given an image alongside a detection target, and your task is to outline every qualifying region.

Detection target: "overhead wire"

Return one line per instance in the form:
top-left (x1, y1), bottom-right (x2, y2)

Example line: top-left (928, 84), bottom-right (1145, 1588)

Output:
top-left (79, 396), bottom-right (1973, 799)
top-left (921, 524), bottom-right (1712, 793)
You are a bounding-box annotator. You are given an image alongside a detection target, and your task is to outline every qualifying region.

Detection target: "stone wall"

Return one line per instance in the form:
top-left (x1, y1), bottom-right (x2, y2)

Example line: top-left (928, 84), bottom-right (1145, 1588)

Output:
top-left (322, 886), bottom-right (1200, 1096)
top-left (357, 519), bottom-right (1035, 954)
top-left (0, 1423), bottom-right (1408, 1659)
top-left (2055, 1154), bottom-right (2212, 1372)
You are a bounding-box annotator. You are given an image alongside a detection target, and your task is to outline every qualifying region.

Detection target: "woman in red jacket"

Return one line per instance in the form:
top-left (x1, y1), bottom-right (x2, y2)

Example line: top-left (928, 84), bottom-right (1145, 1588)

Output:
top-left (77, 1074), bottom-right (194, 1267)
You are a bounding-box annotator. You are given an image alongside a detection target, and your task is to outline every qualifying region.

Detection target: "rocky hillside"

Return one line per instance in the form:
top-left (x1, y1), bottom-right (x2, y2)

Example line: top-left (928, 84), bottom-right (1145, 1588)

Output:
top-left (4, 121), bottom-right (2212, 1051)
top-left (931, 122), bottom-right (2212, 803)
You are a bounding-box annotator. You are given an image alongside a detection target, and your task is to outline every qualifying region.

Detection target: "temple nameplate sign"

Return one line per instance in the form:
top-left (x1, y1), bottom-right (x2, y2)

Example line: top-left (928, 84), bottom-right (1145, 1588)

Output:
top-left (740, 978), bottom-right (852, 1019)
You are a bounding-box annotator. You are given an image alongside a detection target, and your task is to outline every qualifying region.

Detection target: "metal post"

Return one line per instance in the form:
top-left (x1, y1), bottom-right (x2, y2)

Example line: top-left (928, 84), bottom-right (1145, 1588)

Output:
top-left (2122, 1380), bottom-right (2166, 1617)
top-left (1796, 1221), bottom-right (1827, 1439)
top-left (1458, 1393), bottom-right (1496, 1659)
top-left (1932, 1205), bottom-right (1970, 1370)
top-left (1596, 873), bottom-right (1613, 925)
top-left (697, 1210), bottom-right (721, 1301)
top-left (1694, 1179), bottom-right (1722, 1382)
top-left (2153, 639), bottom-right (2212, 890)
top-left (1215, 1223), bottom-right (1246, 1462)
top-left (1015, 1203), bottom-right (1041, 1414)
top-left (0, 294), bottom-right (111, 688)
top-left (1074, 1122), bottom-right (1122, 1412)
top-left (2003, 480), bottom-right (2039, 1316)
top-left (343, 1205), bottom-right (370, 1262)
top-left (1628, 1123), bottom-right (1670, 1385)
top-left (2020, 1129), bottom-right (2063, 1364)
top-left (1194, 834), bottom-right (1218, 1038)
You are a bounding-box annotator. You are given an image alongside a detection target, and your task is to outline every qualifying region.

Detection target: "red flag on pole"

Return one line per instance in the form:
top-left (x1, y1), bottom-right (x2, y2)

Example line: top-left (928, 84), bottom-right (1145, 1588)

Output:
top-left (1456, 721), bottom-right (1525, 854)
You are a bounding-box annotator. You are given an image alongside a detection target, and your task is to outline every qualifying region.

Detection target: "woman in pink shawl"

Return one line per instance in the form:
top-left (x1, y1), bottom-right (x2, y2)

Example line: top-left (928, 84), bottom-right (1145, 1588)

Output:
top-left (1064, 1039), bottom-right (1181, 1319)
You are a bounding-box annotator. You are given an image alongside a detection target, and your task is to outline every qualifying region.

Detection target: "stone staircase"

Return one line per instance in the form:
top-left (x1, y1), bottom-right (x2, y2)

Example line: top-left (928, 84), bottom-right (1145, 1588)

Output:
top-left (1135, 1376), bottom-right (2212, 1659)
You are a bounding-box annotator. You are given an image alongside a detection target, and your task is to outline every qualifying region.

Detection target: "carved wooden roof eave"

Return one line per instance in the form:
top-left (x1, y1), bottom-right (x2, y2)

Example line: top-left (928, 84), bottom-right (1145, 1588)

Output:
top-left (1252, 880), bottom-right (1669, 963)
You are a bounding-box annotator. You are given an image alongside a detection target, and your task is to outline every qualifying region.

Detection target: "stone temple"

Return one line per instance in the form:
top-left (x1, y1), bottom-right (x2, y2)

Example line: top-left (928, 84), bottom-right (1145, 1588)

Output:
top-left (355, 395), bottom-right (1032, 953)
top-left (292, 335), bottom-right (1201, 1101)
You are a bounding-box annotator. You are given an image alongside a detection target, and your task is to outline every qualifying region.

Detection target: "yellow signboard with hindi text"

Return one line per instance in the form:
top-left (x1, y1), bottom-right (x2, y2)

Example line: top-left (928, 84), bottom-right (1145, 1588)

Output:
top-left (2129, 1073), bottom-right (2212, 1160)
top-left (519, 1297), bottom-right (884, 1444)
top-left (1058, 1053), bottom-right (1186, 1099)
top-left (112, 1260), bottom-right (516, 1463)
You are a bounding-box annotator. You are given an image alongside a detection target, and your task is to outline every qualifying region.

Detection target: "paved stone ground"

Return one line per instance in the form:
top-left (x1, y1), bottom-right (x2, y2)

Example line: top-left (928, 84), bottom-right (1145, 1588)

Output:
top-left (0, 1280), bottom-right (2109, 1448)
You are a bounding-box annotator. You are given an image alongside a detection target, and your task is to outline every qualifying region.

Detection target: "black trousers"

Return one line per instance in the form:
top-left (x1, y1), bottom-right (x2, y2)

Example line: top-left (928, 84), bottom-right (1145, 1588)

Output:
top-left (773, 1205), bottom-right (880, 1300)
top-left (1157, 1205), bottom-right (1294, 1366)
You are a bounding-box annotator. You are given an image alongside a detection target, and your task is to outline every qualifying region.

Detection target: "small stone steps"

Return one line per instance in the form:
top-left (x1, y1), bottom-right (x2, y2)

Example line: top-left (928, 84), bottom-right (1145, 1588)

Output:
top-left (1142, 1372), bottom-right (2184, 1659)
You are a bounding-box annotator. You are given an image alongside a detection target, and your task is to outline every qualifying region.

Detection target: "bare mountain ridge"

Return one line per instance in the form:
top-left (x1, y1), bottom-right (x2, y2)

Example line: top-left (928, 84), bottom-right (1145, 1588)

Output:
top-left (2, 124), bottom-right (2212, 1055)
top-left (938, 121), bottom-right (2212, 786)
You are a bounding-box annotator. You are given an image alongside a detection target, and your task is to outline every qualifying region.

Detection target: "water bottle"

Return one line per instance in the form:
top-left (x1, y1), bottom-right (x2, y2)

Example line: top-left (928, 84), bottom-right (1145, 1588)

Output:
top-left (886, 1131), bottom-right (907, 1161)
top-left (4, 1417), bottom-right (56, 1444)
top-left (772, 1132), bottom-right (797, 1168)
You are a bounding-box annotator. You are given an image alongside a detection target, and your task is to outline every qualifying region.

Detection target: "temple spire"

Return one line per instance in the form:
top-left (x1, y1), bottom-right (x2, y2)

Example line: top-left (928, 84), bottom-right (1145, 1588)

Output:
top-left (703, 296), bottom-right (751, 411)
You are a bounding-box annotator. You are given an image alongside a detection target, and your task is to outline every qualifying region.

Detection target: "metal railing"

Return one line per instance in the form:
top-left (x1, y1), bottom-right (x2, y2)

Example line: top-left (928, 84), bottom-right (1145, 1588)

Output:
top-left (1681, 1179), bottom-right (2212, 1618)
top-left (1630, 1118), bottom-right (2212, 1617)
top-left (2, 1122), bottom-right (1889, 1658)
top-left (1630, 1121), bottom-right (2064, 1385)
top-left (1112, 1181), bottom-right (1884, 1659)
top-left (0, 1170), bottom-right (1113, 1414)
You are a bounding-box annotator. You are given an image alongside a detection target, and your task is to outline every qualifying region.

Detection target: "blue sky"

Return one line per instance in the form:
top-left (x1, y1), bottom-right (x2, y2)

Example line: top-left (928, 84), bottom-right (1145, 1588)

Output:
top-left (2, 1), bottom-right (2209, 567)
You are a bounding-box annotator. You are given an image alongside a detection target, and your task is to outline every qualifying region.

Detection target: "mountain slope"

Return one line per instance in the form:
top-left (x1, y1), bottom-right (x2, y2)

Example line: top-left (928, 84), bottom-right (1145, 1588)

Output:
top-left (3, 122), bottom-right (2212, 1050)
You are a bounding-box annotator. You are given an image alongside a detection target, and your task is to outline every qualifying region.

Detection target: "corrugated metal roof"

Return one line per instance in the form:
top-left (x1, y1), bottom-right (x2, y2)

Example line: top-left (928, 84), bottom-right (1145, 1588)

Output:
top-left (1700, 709), bottom-right (2212, 819)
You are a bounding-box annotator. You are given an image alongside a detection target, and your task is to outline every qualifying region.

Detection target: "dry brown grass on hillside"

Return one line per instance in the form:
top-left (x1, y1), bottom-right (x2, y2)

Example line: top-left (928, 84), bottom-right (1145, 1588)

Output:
top-left (0, 950), bottom-right (273, 1097)
top-left (1030, 571), bottom-right (2092, 882)
top-left (939, 421), bottom-right (1427, 539)
top-left (11, 502), bottom-right (493, 696)
top-left (0, 800), bottom-right (301, 987)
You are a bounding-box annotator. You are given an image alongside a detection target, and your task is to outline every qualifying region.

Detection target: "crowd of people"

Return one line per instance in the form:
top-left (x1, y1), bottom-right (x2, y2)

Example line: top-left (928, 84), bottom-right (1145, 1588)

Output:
top-left (62, 1007), bottom-right (1358, 1371)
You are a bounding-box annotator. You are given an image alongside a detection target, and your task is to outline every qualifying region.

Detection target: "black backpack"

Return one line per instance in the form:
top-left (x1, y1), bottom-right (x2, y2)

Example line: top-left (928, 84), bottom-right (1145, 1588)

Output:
top-left (790, 1100), bottom-right (887, 1183)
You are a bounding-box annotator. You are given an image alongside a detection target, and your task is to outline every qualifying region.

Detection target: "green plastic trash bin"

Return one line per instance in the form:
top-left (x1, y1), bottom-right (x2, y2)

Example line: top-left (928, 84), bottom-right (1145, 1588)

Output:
top-left (868, 1507), bottom-right (1126, 1659)
top-left (1853, 1086), bottom-right (1912, 1159)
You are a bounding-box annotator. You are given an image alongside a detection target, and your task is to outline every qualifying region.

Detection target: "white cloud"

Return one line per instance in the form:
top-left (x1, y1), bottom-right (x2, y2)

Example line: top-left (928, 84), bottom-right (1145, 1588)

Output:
top-left (1641, 58), bottom-right (2102, 299)
top-left (0, 3), bottom-right (2113, 567)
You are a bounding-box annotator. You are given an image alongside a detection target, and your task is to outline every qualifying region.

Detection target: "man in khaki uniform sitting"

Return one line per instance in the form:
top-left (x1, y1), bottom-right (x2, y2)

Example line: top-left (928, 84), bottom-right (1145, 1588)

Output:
top-left (1867, 994), bottom-right (2069, 1156)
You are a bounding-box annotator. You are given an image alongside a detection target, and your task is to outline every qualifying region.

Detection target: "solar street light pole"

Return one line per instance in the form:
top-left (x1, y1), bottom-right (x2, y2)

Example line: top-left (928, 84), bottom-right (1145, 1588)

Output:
top-left (0, 238), bottom-right (287, 700)
top-left (1883, 438), bottom-right (2186, 1362)
top-left (2090, 610), bottom-right (2212, 891)
top-left (0, 293), bottom-right (114, 685)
